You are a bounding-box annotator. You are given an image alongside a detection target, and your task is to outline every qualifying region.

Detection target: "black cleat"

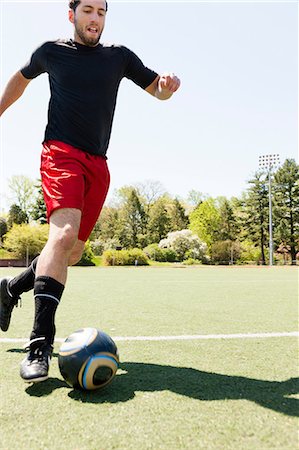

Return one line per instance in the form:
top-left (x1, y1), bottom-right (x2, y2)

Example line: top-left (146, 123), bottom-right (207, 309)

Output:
top-left (0, 277), bottom-right (20, 332)
top-left (20, 337), bottom-right (53, 383)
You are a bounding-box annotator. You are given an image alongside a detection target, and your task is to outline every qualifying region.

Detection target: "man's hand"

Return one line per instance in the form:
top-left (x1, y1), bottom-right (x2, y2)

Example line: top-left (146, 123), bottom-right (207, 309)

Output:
top-left (157, 73), bottom-right (181, 97)
top-left (145, 73), bottom-right (181, 100)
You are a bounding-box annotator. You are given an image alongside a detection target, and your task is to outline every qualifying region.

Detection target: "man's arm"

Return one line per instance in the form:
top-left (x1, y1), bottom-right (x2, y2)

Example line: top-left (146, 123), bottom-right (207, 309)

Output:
top-left (0, 71), bottom-right (31, 117)
top-left (145, 73), bottom-right (181, 100)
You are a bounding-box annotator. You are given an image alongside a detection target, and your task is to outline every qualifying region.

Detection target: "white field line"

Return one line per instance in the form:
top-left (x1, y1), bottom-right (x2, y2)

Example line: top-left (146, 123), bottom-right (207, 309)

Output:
top-left (0, 331), bottom-right (298, 344)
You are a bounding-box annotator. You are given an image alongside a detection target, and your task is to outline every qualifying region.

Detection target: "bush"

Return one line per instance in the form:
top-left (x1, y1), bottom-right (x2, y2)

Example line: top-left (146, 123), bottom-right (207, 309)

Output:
top-left (159, 230), bottom-right (207, 262)
top-left (162, 248), bottom-right (177, 262)
top-left (90, 239), bottom-right (105, 256)
top-left (238, 240), bottom-right (261, 264)
top-left (182, 258), bottom-right (202, 265)
top-left (144, 243), bottom-right (163, 261)
top-left (3, 223), bottom-right (49, 259)
top-left (143, 243), bottom-right (177, 262)
top-left (210, 240), bottom-right (241, 264)
top-left (91, 238), bottom-right (121, 256)
top-left (128, 248), bottom-right (149, 265)
top-left (102, 248), bottom-right (149, 266)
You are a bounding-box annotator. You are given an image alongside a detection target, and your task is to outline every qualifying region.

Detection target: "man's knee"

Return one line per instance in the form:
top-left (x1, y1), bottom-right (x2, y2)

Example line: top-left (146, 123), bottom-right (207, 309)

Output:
top-left (52, 224), bottom-right (78, 252)
top-left (48, 208), bottom-right (81, 253)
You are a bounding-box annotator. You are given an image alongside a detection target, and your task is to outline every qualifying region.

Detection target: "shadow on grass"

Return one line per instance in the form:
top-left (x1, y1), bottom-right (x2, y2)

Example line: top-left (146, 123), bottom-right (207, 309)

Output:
top-left (25, 378), bottom-right (69, 396)
top-left (11, 351), bottom-right (297, 417)
top-left (67, 362), bottom-right (298, 417)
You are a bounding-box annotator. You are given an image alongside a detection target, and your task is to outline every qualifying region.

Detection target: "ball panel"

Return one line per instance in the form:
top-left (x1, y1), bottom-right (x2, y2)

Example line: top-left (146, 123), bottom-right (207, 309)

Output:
top-left (58, 347), bottom-right (90, 389)
top-left (89, 332), bottom-right (119, 358)
top-left (93, 367), bottom-right (113, 386)
top-left (59, 328), bottom-right (98, 356)
top-left (81, 353), bottom-right (119, 390)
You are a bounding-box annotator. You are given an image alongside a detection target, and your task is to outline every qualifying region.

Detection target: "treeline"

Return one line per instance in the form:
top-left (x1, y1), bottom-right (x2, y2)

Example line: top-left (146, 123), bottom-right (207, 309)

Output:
top-left (0, 159), bottom-right (298, 265)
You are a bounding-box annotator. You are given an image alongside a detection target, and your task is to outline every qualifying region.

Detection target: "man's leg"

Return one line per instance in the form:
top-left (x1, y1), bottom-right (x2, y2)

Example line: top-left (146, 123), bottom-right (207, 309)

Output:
top-left (0, 257), bottom-right (38, 331)
top-left (20, 208), bottom-right (81, 383)
top-left (0, 239), bottom-right (85, 333)
top-left (9, 256), bottom-right (39, 296)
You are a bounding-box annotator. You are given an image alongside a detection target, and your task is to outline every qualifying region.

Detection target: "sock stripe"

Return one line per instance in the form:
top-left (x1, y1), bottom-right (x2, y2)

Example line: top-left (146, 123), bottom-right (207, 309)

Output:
top-left (6, 281), bottom-right (14, 298)
top-left (34, 293), bottom-right (60, 304)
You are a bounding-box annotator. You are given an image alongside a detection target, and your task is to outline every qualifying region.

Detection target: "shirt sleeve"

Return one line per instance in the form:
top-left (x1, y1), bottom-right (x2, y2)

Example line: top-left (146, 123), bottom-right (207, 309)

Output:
top-left (20, 42), bottom-right (50, 79)
top-left (121, 46), bottom-right (158, 89)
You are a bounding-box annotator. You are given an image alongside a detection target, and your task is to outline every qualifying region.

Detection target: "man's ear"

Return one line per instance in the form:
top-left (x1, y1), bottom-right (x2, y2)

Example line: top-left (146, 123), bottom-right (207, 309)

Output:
top-left (68, 9), bottom-right (74, 24)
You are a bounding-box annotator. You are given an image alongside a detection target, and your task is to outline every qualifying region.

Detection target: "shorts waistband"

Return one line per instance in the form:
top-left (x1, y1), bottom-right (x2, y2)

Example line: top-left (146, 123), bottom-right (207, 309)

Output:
top-left (43, 140), bottom-right (107, 160)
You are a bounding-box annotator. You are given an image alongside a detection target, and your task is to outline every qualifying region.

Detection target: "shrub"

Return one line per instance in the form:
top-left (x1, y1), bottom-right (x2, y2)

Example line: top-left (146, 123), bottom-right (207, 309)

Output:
top-left (182, 258), bottom-right (202, 265)
top-left (91, 238), bottom-right (122, 256)
top-left (102, 248), bottom-right (149, 266)
top-left (210, 240), bottom-right (241, 264)
top-left (143, 243), bottom-right (177, 262)
top-left (127, 248), bottom-right (149, 265)
top-left (3, 223), bottom-right (49, 259)
top-left (159, 229), bottom-right (207, 262)
top-left (103, 250), bottom-right (129, 266)
top-left (162, 248), bottom-right (177, 262)
top-left (238, 240), bottom-right (261, 264)
top-left (144, 243), bottom-right (166, 261)
top-left (90, 239), bottom-right (105, 256)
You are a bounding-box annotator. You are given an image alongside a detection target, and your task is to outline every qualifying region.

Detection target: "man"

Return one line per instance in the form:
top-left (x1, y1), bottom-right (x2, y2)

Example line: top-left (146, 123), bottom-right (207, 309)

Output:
top-left (0, 0), bottom-right (180, 383)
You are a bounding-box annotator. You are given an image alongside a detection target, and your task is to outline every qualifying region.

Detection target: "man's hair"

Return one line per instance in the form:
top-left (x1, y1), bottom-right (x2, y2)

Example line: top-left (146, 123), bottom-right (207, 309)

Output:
top-left (69, 0), bottom-right (108, 12)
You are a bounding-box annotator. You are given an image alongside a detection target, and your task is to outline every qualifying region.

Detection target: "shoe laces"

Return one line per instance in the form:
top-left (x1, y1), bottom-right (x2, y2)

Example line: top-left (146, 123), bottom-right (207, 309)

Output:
top-left (23, 337), bottom-right (52, 362)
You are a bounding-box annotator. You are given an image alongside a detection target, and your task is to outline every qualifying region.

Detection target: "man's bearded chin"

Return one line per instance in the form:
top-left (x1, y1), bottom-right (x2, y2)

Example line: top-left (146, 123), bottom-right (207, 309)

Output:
top-left (74, 23), bottom-right (101, 46)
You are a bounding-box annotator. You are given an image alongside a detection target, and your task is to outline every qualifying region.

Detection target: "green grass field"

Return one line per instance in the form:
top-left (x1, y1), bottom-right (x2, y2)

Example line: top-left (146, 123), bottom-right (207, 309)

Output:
top-left (0, 266), bottom-right (298, 449)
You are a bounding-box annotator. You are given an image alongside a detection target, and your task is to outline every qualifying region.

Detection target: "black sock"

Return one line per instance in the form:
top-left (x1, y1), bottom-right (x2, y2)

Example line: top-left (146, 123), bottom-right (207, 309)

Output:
top-left (8, 256), bottom-right (39, 297)
top-left (30, 276), bottom-right (64, 345)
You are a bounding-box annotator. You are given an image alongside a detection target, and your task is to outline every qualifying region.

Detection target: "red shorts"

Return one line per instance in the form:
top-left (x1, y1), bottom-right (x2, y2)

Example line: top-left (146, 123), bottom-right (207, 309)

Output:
top-left (41, 140), bottom-right (110, 242)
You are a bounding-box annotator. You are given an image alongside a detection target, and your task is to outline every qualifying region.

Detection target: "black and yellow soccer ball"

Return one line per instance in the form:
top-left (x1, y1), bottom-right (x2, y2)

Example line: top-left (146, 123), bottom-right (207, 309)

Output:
top-left (58, 328), bottom-right (119, 390)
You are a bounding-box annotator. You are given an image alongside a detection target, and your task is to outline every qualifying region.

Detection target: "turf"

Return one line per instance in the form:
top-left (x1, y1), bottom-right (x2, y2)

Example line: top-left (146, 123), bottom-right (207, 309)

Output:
top-left (0, 266), bottom-right (298, 449)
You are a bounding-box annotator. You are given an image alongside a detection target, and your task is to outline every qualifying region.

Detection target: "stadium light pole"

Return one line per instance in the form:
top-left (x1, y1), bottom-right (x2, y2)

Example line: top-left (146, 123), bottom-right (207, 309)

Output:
top-left (258, 154), bottom-right (280, 266)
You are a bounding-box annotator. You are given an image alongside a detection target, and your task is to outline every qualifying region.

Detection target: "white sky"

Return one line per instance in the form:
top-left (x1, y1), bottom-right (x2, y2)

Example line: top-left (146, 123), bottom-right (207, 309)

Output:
top-left (0, 0), bottom-right (298, 213)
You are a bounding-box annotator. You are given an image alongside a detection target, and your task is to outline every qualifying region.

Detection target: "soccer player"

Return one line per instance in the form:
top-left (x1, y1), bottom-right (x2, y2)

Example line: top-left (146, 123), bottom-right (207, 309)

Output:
top-left (0, 0), bottom-right (180, 383)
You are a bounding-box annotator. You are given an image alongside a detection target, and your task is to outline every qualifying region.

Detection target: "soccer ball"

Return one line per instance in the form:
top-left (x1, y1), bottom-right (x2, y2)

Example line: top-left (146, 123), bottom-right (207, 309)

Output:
top-left (58, 328), bottom-right (119, 390)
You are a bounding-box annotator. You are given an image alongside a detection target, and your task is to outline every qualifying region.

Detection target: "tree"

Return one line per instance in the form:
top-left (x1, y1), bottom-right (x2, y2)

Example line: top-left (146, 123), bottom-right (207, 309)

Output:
top-left (135, 180), bottom-right (167, 211)
top-left (119, 189), bottom-right (148, 248)
top-left (242, 172), bottom-right (269, 265)
top-left (273, 159), bottom-right (299, 264)
top-left (3, 223), bottom-right (49, 259)
top-left (8, 175), bottom-right (36, 220)
top-left (159, 229), bottom-right (207, 262)
top-left (217, 197), bottom-right (239, 241)
top-left (186, 190), bottom-right (205, 208)
top-left (90, 206), bottom-right (120, 241)
top-left (168, 198), bottom-right (189, 231)
top-left (7, 204), bottom-right (28, 228)
top-left (189, 198), bottom-right (222, 248)
top-left (210, 240), bottom-right (241, 264)
top-left (113, 185), bottom-right (141, 207)
top-left (0, 217), bottom-right (8, 243)
top-left (30, 180), bottom-right (47, 224)
top-left (147, 197), bottom-right (171, 244)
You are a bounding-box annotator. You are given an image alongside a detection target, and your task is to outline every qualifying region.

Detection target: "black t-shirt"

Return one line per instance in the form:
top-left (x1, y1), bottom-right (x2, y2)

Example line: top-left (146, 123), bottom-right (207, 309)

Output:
top-left (21, 40), bottom-right (158, 156)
